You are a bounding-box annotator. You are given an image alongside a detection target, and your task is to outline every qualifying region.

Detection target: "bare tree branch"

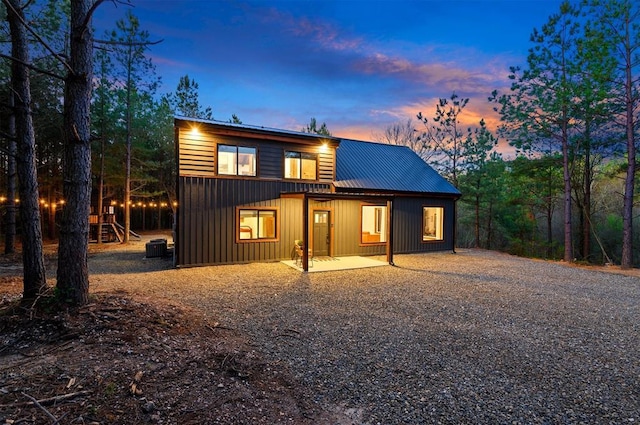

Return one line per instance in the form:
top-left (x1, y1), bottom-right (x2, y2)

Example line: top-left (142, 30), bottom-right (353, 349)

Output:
top-left (83, 0), bottom-right (109, 32)
top-left (94, 38), bottom-right (164, 46)
top-left (1, 0), bottom-right (74, 75)
top-left (0, 53), bottom-right (64, 80)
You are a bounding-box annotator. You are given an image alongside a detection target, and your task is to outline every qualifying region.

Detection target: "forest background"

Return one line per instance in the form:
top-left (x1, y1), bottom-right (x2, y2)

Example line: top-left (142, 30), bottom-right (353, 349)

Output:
top-left (0, 0), bottom-right (639, 307)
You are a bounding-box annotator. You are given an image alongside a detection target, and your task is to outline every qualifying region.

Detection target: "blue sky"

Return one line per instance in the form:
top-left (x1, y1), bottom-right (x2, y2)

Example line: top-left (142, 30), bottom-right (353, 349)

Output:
top-left (93, 0), bottom-right (563, 144)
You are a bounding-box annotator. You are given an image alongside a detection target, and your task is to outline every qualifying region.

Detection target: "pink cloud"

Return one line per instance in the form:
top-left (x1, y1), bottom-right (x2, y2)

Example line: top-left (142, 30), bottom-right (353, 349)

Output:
top-left (261, 7), bottom-right (363, 52)
top-left (354, 52), bottom-right (505, 94)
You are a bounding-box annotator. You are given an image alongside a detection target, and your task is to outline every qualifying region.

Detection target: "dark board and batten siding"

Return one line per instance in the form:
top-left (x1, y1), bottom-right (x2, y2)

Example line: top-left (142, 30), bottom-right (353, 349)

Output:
top-left (392, 197), bottom-right (456, 253)
top-left (177, 177), bottom-right (331, 266)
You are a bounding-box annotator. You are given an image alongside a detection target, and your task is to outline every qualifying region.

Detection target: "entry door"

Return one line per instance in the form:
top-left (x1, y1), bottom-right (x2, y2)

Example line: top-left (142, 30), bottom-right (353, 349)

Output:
top-left (313, 211), bottom-right (330, 257)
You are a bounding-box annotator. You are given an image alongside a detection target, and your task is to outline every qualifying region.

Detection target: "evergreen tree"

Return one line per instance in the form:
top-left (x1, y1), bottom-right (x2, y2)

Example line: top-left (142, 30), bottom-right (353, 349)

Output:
top-left (302, 117), bottom-right (331, 136)
top-left (586, 0), bottom-right (640, 268)
top-left (417, 92), bottom-right (469, 187)
top-left (57, 0), bottom-right (98, 306)
top-left (458, 119), bottom-right (499, 248)
top-left (166, 74), bottom-right (213, 119)
top-left (5, 0), bottom-right (46, 299)
top-left (103, 10), bottom-right (160, 242)
top-left (492, 1), bottom-right (581, 263)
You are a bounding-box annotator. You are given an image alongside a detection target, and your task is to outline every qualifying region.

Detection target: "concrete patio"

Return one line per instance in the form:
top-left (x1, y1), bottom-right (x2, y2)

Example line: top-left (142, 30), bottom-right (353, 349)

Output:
top-left (281, 255), bottom-right (389, 272)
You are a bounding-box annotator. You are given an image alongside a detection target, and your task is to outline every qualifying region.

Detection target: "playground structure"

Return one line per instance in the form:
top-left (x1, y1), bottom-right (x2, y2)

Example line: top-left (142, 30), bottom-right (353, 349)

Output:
top-left (89, 213), bottom-right (141, 243)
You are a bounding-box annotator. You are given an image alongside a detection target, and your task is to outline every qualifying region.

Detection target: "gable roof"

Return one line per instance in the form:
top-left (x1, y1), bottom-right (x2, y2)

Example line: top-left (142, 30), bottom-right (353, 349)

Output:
top-left (334, 139), bottom-right (461, 196)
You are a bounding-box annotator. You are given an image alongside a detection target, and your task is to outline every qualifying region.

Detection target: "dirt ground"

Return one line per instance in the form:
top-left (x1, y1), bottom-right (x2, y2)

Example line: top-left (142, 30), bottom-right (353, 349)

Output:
top-left (0, 240), bottom-right (342, 425)
top-left (1, 238), bottom-right (638, 425)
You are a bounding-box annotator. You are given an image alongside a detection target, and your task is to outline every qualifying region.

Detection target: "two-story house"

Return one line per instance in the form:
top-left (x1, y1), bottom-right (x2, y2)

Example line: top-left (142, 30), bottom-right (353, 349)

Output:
top-left (175, 117), bottom-right (461, 271)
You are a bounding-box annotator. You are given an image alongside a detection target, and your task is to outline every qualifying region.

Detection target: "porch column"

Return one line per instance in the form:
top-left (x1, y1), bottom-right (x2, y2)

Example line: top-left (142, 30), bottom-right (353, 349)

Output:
top-left (303, 194), bottom-right (309, 272)
top-left (386, 198), bottom-right (394, 265)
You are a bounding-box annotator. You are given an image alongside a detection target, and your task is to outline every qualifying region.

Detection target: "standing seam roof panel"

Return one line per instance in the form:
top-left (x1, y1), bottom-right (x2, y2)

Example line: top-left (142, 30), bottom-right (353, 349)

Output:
top-left (334, 139), bottom-right (461, 195)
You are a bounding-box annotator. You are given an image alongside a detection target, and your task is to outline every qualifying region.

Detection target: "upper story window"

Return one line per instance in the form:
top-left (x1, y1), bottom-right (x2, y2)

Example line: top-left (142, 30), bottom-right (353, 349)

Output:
top-left (284, 151), bottom-right (317, 180)
top-left (218, 145), bottom-right (256, 176)
top-left (423, 206), bottom-right (444, 241)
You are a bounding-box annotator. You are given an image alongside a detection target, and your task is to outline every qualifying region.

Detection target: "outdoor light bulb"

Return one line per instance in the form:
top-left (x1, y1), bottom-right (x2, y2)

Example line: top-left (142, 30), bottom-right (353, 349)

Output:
top-left (190, 127), bottom-right (199, 136)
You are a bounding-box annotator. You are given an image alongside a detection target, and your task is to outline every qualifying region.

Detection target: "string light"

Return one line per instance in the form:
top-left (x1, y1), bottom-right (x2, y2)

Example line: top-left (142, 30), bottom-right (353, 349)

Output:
top-left (0, 196), bottom-right (174, 208)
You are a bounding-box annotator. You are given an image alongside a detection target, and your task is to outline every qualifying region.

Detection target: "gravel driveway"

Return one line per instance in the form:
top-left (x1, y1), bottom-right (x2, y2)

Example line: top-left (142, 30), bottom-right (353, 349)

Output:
top-left (89, 243), bottom-right (640, 424)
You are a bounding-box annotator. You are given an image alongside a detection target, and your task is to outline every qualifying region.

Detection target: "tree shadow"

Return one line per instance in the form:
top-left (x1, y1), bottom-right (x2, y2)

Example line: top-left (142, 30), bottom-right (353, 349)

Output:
top-left (88, 249), bottom-right (174, 275)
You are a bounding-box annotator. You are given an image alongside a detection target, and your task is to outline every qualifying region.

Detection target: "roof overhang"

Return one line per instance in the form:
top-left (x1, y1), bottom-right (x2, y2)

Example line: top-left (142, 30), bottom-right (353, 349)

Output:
top-left (281, 191), bottom-right (394, 202)
top-left (332, 186), bottom-right (462, 200)
top-left (175, 116), bottom-right (340, 147)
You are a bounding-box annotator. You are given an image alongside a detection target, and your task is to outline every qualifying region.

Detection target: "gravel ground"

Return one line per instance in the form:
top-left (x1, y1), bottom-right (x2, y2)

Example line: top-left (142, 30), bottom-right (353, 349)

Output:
top-left (88, 242), bottom-right (640, 424)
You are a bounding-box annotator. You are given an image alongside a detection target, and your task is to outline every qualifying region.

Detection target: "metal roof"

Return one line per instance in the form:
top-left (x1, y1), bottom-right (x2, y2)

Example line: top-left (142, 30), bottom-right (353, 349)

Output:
top-left (335, 139), bottom-right (461, 196)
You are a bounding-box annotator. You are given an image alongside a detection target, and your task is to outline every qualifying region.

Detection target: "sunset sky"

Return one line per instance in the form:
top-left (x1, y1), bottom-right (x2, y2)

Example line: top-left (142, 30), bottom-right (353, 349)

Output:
top-left (93, 0), bottom-right (563, 147)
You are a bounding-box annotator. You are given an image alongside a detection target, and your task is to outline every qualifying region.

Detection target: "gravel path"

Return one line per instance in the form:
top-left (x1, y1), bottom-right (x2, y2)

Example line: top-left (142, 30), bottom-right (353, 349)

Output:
top-left (88, 243), bottom-right (640, 424)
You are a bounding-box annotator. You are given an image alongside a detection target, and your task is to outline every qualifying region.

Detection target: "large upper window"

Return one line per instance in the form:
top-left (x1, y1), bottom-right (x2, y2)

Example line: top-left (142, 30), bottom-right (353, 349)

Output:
top-left (218, 145), bottom-right (256, 176)
top-left (238, 208), bottom-right (277, 241)
top-left (361, 205), bottom-right (387, 244)
top-left (423, 207), bottom-right (444, 241)
top-left (284, 151), bottom-right (317, 180)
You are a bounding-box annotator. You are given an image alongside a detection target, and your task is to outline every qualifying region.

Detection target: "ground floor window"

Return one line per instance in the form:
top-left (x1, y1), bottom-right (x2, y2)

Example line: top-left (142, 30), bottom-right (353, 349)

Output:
top-left (361, 205), bottom-right (387, 244)
top-left (423, 206), bottom-right (444, 241)
top-left (238, 208), bottom-right (277, 241)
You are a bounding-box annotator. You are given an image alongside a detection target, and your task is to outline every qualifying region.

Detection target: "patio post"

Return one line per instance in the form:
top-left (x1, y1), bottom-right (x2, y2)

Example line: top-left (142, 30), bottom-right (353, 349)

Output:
top-left (386, 198), bottom-right (394, 265)
top-left (303, 193), bottom-right (309, 272)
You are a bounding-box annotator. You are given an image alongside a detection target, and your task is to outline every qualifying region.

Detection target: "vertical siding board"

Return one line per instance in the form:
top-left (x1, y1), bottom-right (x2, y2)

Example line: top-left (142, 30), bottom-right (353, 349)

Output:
top-left (206, 179), bottom-right (215, 264)
top-left (177, 173), bottom-right (457, 266)
top-left (391, 197), bottom-right (455, 254)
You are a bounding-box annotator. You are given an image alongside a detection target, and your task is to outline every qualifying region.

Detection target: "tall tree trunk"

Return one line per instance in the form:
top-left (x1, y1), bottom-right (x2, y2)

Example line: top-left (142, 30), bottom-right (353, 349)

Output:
top-left (474, 182), bottom-right (480, 248)
top-left (97, 138), bottom-right (104, 244)
top-left (561, 56), bottom-right (573, 263)
top-left (621, 109), bottom-right (635, 268)
top-left (124, 44), bottom-right (132, 243)
top-left (7, 0), bottom-right (47, 299)
top-left (485, 201), bottom-right (493, 250)
top-left (621, 30), bottom-right (636, 269)
top-left (57, 0), bottom-right (95, 306)
top-left (546, 203), bottom-right (552, 258)
top-left (582, 127), bottom-right (592, 262)
top-left (5, 91), bottom-right (17, 255)
top-left (562, 132), bottom-right (573, 263)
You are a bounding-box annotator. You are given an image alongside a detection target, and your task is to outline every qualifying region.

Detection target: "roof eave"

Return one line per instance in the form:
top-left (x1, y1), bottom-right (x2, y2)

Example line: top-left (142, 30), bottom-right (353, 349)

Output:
top-left (175, 116), bottom-right (340, 146)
